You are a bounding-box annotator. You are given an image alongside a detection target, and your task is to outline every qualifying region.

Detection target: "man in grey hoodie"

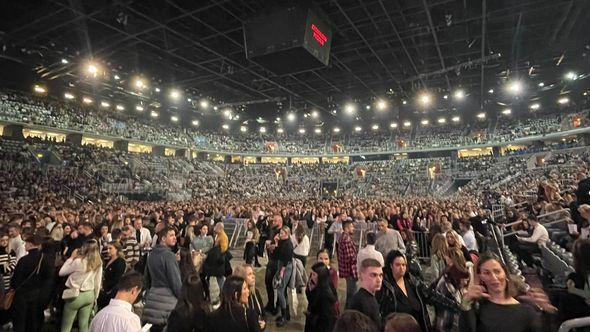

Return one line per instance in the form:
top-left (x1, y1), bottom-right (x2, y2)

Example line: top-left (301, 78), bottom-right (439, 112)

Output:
top-left (142, 226), bottom-right (182, 332)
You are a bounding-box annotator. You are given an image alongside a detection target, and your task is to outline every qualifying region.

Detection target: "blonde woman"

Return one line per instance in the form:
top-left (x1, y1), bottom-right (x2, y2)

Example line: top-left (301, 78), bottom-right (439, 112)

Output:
top-left (59, 239), bottom-right (103, 332)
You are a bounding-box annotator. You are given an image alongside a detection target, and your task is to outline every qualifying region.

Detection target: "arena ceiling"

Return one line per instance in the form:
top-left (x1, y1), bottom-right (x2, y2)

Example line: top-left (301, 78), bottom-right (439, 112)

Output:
top-left (1, 0), bottom-right (590, 126)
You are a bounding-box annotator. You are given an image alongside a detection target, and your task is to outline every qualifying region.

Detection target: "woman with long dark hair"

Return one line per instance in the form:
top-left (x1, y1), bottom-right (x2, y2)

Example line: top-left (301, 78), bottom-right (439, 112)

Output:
top-left (207, 275), bottom-right (262, 332)
top-left (166, 274), bottom-right (208, 332)
top-left (178, 247), bottom-right (197, 282)
top-left (460, 253), bottom-right (541, 332)
top-left (304, 262), bottom-right (338, 332)
top-left (97, 241), bottom-right (127, 309)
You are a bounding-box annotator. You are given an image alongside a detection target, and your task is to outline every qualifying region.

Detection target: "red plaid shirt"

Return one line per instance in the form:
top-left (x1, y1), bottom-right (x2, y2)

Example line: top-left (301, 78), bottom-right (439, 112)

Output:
top-left (337, 232), bottom-right (358, 279)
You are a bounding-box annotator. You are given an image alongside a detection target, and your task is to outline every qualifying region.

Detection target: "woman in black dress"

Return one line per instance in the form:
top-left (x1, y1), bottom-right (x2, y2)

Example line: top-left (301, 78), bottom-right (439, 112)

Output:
top-left (305, 262), bottom-right (338, 332)
top-left (207, 275), bottom-right (262, 332)
top-left (97, 241), bottom-right (126, 309)
top-left (166, 274), bottom-right (208, 332)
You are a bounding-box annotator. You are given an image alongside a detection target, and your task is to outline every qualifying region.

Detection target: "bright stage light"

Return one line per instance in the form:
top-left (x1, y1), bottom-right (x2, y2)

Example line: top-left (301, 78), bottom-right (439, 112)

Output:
top-left (333, 127), bottom-right (341, 133)
top-left (171, 115), bottom-right (179, 122)
top-left (192, 120), bottom-right (200, 126)
top-left (114, 75), bottom-right (120, 80)
top-left (438, 118), bottom-right (446, 124)
top-left (529, 103), bottom-right (540, 110)
top-left (443, 95), bottom-right (448, 100)
top-left (403, 121), bottom-right (411, 127)
top-left (222, 124), bottom-right (229, 130)
top-left (314, 128), bottom-right (322, 134)
top-left (344, 103), bottom-right (356, 114)
top-left (488, 89), bottom-right (494, 94)
top-left (200, 99), bottom-right (209, 109)
top-left (506, 81), bottom-right (523, 95)
top-left (538, 82), bottom-right (544, 87)
top-left (365, 105), bottom-right (371, 110)
top-left (240, 126), bottom-right (248, 133)
top-left (565, 72), bottom-right (578, 81)
top-left (169, 89), bottom-right (181, 100)
top-left (116, 104), bottom-right (125, 111)
top-left (135, 105), bottom-right (144, 111)
top-left (298, 128), bottom-right (306, 134)
top-left (277, 128), bottom-right (284, 134)
top-left (61, 58), bottom-right (69, 64)
top-left (453, 90), bottom-right (465, 100)
top-left (311, 110), bottom-right (319, 119)
top-left (376, 100), bottom-right (387, 111)
top-left (402, 100), bottom-right (407, 105)
top-left (82, 97), bottom-right (93, 104)
top-left (371, 124), bottom-right (379, 130)
top-left (419, 93), bottom-right (431, 106)
top-left (64, 92), bottom-right (75, 100)
top-left (452, 116), bottom-right (460, 122)
top-left (502, 108), bottom-right (512, 115)
top-left (287, 113), bottom-right (296, 122)
top-left (421, 119), bottom-right (429, 125)
top-left (477, 112), bottom-right (486, 119)
top-left (354, 126), bottom-right (362, 132)
top-left (259, 127), bottom-right (266, 133)
top-left (101, 101), bottom-right (110, 108)
top-left (134, 78), bottom-right (146, 90)
top-left (86, 62), bottom-right (100, 77)
top-left (390, 122), bottom-right (398, 128)
top-left (150, 111), bottom-right (159, 118)
top-left (33, 85), bottom-right (46, 94)
top-left (155, 87), bottom-right (160, 92)
top-left (558, 97), bottom-right (570, 104)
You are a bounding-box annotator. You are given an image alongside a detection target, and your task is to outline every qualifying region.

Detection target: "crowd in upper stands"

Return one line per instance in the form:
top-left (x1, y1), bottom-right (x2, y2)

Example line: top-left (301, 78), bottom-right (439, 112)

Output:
top-left (1, 90), bottom-right (588, 155)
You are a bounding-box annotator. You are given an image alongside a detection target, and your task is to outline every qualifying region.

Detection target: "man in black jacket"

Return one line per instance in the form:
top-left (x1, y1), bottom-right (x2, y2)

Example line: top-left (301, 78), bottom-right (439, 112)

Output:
top-left (10, 233), bottom-right (53, 332)
top-left (349, 258), bottom-right (383, 329)
top-left (264, 215), bottom-right (282, 315)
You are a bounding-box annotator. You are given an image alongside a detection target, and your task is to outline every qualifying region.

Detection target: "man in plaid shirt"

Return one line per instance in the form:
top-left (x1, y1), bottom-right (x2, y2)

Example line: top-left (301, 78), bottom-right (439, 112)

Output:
top-left (338, 220), bottom-right (358, 309)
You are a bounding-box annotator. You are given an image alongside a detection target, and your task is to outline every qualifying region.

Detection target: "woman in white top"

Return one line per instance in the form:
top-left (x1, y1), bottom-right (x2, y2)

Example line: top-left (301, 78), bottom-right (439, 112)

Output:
top-left (59, 239), bottom-right (103, 332)
top-left (292, 223), bottom-right (311, 266)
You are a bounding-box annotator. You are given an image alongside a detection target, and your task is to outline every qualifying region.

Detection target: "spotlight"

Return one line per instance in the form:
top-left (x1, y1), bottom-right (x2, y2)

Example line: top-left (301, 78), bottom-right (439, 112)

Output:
top-left (314, 128), bottom-right (322, 134)
top-left (116, 104), bottom-right (125, 111)
top-left (453, 90), bottom-right (465, 100)
top-left (529, 103), bottom-right (540, 110)
top-left (421, 119), bottom-right (429, 125)
top-left (169, 89), bottom-right (181, 100)
top-left (354, 126), bottom-right (362, 132)
top-left (61, 58), bottom-right (69, 64)
top-left (371, 124), bottom-right (379, 130)
top-left (538, 82), bottom-right (544, 87)
top-left (333, 127), bottom-right (341, 133)
top-left (488, 89), bottom-right (494, 94)
top-left (82, 97), bottom-right (93, 104)
top-left (171, 115), bottom-right (179, 122)
top-left (234, 115), bottom-right (240, 120)
top-left (240, 126), bottom-right (247, 133)
top-left (344, 103), bottom-right (356, 114)
top-left (443, 95), bottom-right (448, 100)
top-left (419, 93), bottom-right (431, 106)
top-left (506, 81), bottom-right (523, 95)
top-left (222, 124), bottom-right (229, 130)
top-left (187, 98), bottom-right (192, 102)
top-left (134, 78), bottom-right (146, 90)
top-left (135, 105), bottom-right (144, 111)
top-left (502, 108), bottom-right (512, 115)
top-left (223, 109), bottom-right (232, 118)
top-left (86, 63), bottom-right (99, 76)
top-left (311, 110), bottom-right (319, 119)
top-left (304, 114), bottom-right (309, 118)
top-left (390, 122), bottom-right (398, 128)
top-left (365, 105), bottom-right (371, 110)
top-left (565, 72), bottom-right (578, 81)
top-left (403, 121), bottom-right (411, 127)
top-left (101, 101), bottom-right (110, 108)
top-left (287, 113), bottom-right (296, 122)
top-left (33, 85), bottom-right (46, 94)
top-left (376, 99), bottom-right (387, 111)
top-left (200, 99), bottom-right (209, 109)
top-left (114, 75), bottom-right (120, 80)
top-left (402, 100), bottom-right (407, 105)
top-left (155, 87), bottom-right (161, 92)
top-left (213, 106), bottom-right (218, 111)
top-left (451, 116), bottom-right (460, 122)
top-left (259, 127), bottom-right (266, 133)
top-left (438, 118), bottom-right (446, 124)
top-left (277, 128), bottom-right (284, 134)
top-left (192, 120), bottom-right (200, 126)
top-left (64, 92), bottom-right (75, 100)
top-left (150, 111), bottom-right (159, 118)
top-left (557, 97), bottom-right (570, 104)
top-left (476, 112), bottom-right (486, 119)
top-left (298, 128), bottom-right (306, 134)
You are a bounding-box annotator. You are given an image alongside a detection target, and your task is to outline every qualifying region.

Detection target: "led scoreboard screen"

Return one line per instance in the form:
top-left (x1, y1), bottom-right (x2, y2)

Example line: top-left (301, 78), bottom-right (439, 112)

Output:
top-left (303, 9), bottom-right (332, 66)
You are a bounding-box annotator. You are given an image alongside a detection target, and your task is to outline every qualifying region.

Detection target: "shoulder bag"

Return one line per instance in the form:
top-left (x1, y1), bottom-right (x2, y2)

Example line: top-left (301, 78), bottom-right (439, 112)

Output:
top-left (1, 253), bottom-right (44, 310)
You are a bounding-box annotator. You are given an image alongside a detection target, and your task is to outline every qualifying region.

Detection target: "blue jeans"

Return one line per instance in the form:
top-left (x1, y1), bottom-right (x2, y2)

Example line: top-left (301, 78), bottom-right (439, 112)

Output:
top-left (345, 277), bottom-right (358, 309)
top-left (216, 276), bottom-right (225, 291)
top-left (277, 262), bottom-right (293, 310)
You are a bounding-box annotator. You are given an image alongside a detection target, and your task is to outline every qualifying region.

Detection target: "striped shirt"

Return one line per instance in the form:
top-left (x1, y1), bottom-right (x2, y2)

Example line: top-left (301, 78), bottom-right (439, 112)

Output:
top-left (121, 238), bottom-right (140, 266)
top-left (0, 249), bottom-right (16, 291)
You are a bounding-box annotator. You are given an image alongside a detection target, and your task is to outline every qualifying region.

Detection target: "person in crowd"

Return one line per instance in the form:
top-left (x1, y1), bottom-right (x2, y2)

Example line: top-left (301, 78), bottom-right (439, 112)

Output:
top-left (292, 222), bottom-right (310, 267)
top-left (515, 214), bottom-right (549, 267)
top-left (333, 310), bottom-right (379, 332)
top-left (339, 220), bottom-right (359, 309)
top-left (65, 222), bottom-right (94, 258)
top-left (59, 239), bottom-right (103, 332)
top-left (165, 274), bottom-right (208, 332)
top-left (213, 222), bottom-right (229, 289)
top-left (375, 218), bottom-right (406, 258)
top-left (121, 225), bottom-right (140, 269)
top-left (142, 226), bottom-right (182, 332)
top-left (133, 216), bottom-right (152, 273)
top-left (328, 213), bottom-right (346, 254)
top-left (357, 232), bottom-right (384, 274)
top-left (348, 258), bottom-right (383, 329)
top-left (264, 215), bottom-right (283, 315)
top-left (274, 226), bottom-right (294, 327)
top-left (446, 231), bottom-right (472, 264)
top-left (384, 313), bottom-right (421, 332)
top-left (90, 272), bottom-right (143, 332)
top-left (459, 219), bottom-right (478, 252)
top-left (10, 233), bottom-right (53, 332)
top-left (0, 232), bottom-right (16, 293)
top-left (207, 275), bottom-right (262, 332)
top-left (460, 253), bottom-right (542, 332)
top-left (97, 241), bottom-right (127, 309)
top-left (428, 234), bottom-right (448, 282)
top-left (7, 223), bottom-right (26, 262)
top-left (434, 249), bottom-right (469, 332)
top-left (178, 247), bottom-right (197, 281)
top-left (304, 262), bottom-right (338, 332)
top-left (552, 238), bottom-right (590, 322)
top-left (98, 224), bottom-right (112, 263)
top-left (244, 219), bottom-right (261, 267)
top-left (191, 224), bottom-right (214, 253)
top-left (234, 264), bottom-right (265, 328)
top-left (378, 250), bottom-right (432, 331)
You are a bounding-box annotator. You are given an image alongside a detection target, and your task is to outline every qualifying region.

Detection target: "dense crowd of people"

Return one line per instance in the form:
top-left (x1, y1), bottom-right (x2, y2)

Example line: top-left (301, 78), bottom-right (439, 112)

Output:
top-left (1, 90), bottom-right (588, 155)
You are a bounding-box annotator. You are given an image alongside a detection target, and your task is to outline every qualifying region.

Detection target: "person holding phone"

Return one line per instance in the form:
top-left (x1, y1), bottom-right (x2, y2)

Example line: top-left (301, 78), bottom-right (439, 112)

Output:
top-left (304, 262), bottom-right (338, 332)
top-left (460, 253), bottom-right (542, 332)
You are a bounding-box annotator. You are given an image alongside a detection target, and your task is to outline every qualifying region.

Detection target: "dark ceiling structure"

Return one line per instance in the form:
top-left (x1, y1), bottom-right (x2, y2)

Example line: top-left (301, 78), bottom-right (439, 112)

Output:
top-left (1, 0), bottom-right (589, 126)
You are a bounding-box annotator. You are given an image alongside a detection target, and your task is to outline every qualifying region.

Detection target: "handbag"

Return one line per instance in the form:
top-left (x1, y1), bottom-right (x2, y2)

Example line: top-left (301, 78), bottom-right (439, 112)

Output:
top-left (1, 253), bottom-right (44, 310)
top-left (62, 268), bottom-right (93, 300)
